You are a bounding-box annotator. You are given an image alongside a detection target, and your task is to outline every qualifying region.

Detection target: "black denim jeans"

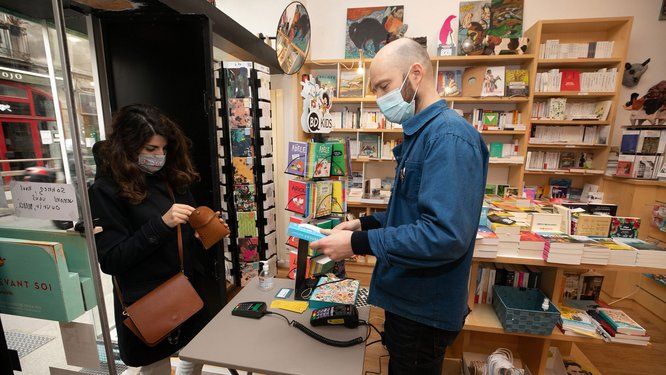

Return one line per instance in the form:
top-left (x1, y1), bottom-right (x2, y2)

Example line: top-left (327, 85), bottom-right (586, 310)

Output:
top-left (383, 311), bottom-right (460, 375)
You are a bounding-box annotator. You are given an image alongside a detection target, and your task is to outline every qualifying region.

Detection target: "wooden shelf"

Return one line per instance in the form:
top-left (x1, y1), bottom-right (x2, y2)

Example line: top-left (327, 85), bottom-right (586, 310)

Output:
top-left (533, 92), bottom-right (615, 98)
top-left (531, 120), bottom-right (611, 126)
top-left (603, 175), bottom-right (666, 187)
top-left (524, 170), bottom-right (605, 176)
top-left (446, 96), bottom-right (529, 104)
top-left (434, 54), bottom-right (535, 65)
top-left (537, 58), bottom-right (622, 68)
top-left (480, 130), bottom-right (526, 135)
top-left (347, 201), bottom-right (388, 209)
top-left (489, 161), bottom-right (524, 166)
top-left (351, 158), bottom-right (395, 163)
top-left (473, 256), bottom-right (666, 274)
top-left (528, 143), bottom-right (609, 149)
top-left (621, 125), bottom-right (666, 130)
top-left (328, 128), bottom-right (402, 133)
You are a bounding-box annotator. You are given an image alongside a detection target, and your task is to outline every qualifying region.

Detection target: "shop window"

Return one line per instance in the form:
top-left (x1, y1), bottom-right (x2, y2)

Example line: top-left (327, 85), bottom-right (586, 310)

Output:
top-left (2, 121), bottom-right (36, 170)
top-left (0, 99), bottom-right (31, 115)
top-left (0, 82), bottom-right (27, 98)
top-left (33, 91), bottom-right (55, 117)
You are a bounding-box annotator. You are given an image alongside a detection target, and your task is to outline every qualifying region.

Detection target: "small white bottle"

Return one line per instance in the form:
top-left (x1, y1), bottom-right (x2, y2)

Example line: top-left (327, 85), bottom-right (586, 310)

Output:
top-left (258, 261), bottom-right (274, 291)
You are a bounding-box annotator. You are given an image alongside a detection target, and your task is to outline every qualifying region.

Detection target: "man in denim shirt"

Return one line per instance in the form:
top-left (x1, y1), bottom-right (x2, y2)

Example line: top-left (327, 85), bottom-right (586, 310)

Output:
top-left (311, 39), bottom-right (488, 374)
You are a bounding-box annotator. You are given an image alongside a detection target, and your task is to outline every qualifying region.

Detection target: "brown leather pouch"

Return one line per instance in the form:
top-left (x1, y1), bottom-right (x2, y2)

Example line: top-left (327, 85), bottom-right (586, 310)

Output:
top-left (189, 206), bottom-right (230, 250)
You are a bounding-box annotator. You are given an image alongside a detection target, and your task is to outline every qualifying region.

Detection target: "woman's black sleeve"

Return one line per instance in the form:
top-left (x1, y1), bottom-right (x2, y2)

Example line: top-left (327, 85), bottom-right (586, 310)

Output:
top-left (89, 182), bottom-right (173, 275)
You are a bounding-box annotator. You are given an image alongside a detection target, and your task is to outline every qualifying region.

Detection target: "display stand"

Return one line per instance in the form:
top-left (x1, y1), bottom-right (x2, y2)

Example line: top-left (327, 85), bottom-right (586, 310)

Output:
top-left (294, 238), bottom-right (311, 301)
top-left (217, 61), bottom-right (277, 288)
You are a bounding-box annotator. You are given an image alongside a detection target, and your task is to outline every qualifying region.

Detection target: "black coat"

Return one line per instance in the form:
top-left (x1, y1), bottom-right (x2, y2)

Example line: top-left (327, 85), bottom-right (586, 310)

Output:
top-left (89, 173), bottom-right (211, 367)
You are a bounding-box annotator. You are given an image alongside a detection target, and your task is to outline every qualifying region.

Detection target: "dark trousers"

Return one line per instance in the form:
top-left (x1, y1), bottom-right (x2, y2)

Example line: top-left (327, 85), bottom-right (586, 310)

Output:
top-left (384, 311), bottom-right (460, 375)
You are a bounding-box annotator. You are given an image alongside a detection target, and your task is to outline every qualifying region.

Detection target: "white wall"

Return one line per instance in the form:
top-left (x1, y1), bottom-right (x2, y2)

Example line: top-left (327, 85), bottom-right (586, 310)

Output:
top-left (219, 0), bottom-right (666, 146)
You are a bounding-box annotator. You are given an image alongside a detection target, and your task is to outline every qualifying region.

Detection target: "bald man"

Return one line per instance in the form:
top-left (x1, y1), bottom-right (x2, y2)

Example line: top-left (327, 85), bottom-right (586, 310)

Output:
top-left (311, 39), bottom-right (488, 375)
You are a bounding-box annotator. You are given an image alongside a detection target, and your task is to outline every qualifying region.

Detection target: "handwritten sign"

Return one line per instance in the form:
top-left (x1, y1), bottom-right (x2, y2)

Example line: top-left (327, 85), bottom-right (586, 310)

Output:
top-left (10, 181), bottom-right (78, 221)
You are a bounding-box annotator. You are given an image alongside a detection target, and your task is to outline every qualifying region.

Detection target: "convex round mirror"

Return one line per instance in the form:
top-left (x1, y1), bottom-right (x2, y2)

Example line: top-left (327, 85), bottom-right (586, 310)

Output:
top-left (276, 1), bottom-right (311, 74)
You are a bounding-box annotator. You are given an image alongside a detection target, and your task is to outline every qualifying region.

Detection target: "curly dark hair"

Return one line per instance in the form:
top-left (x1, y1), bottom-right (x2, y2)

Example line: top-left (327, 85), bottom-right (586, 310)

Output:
top-left (99, 104), bottom-right (199, 204)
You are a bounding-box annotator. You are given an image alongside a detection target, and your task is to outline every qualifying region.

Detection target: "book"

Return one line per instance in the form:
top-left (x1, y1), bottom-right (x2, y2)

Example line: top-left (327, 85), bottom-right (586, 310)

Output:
top-left (616, 154), bottom-right (635, 178)
top-left (597, 308), bottom-right (646, 335)
top-left (594, 100), bottom-right (612, 121)
top-left (489, 142), bottom-right (503, 158)
top-left (358, 134), bottom-right (381, 159)
top-left (572, 214), bottom-right (611, 237)
top-left (483, 112), bottom-right (500, 127)
top-left (330, 180), bottom-right (346, 214)
top-left (505, 69), bottom-right (529, 97)
top-left (285, 141), bottom-right (309, 177)
top-left (230, 128), bottom-right (253, 157)
top-left (232, 157), bottom-right (254, 184)
top-left (233, 184), bottom-right (256, 212)
top-left (620, 130), bottom-right (640, 154)
top-left (311, 181), bottom-right (332, 218)
top-left (531, 212), bottom-right (562, 233)
top-left (609, 217), bottom-right (640, 238)
top-left (315, 73), bottom-right (337, 97)
top-left (637, 130), bottom-right (661, 154)
top-left (560, 69), bottom-right (580, 91)
top-left (329, 140), bottom-right (349, 176)
top-left (437, 69), bottom-right (463, 97)
top-left (307, 142), bottom-right (332, 178)
top-left (558, 151), bottom-right (577, 169)
top-left (481, 66), bottom-right (505, 97)
top-left (308, 276), bottom-right (360, 309)
top-left (578, 271), bottom-right (604, 300)
top-left (339, 69), bottom-right (364, 98)
top-left (287, 179), bottom-right (309, 215)
top-left (559, 305), bottom-right (598, 336)
top-left (634, 155), bottom-right (657, 179)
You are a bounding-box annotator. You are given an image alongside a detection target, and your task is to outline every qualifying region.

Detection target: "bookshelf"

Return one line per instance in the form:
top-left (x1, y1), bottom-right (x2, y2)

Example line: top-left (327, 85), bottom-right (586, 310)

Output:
top-left (290, 16), bottom-right (634, 375)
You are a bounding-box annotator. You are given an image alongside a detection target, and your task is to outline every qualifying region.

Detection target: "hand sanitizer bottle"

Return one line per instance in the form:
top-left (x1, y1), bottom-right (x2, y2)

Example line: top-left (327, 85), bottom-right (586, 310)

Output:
top-left (258, 261), bottom-right (274, 291)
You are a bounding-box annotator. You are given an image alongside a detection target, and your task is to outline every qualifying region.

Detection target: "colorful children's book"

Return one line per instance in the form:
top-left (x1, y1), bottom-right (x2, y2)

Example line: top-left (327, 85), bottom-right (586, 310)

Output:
top-left (230, 128), bottom-right (253, 157)
top-left (483, 112), bottom-right (500, 128)
top-left (597, 308), bottom-right (646, 335)
top-left (330, 180), bottom-right (346, 214)
top-left (358, 134), bottom-right (380, 159)
top-left (287, 179), bottom-right (309, 215)
top-left (315, 73), bottom-right (338, 97)
top-left (339, 69), bottom-right (364, 98)
top-left (437, 70), bottom-right (463, 97)
top-left (232, 157), bottom-right (254, 184)
top-left (609, 217), bottom-right (640, 238)
top-left (238, 237), bottom-right (259, 262)
top-left (329, 140), bottom-right (349, 176)
top-left (237, 211), bottom-right (258, 237)
top-left (307, 142), bottom-right (332, 178)
top-left (285, 141), bottom-right (309, 177)
top-left (311, 181), bottom-right (333, 218)
top-left (481, 66), bottom-right (505, 97)
top-left (233, 184), bottom-right (256, 212)
top-left (308, 276), bottom-right (360, 309)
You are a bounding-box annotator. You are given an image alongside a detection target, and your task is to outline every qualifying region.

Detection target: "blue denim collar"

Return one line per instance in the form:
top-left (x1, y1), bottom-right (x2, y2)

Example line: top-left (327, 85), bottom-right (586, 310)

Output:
top-left (401, 99), bottom-right (447, 136)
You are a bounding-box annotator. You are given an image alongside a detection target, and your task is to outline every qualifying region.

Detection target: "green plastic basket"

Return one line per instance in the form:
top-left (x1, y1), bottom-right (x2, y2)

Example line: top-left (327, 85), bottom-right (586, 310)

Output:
top-left (491, 286), bottom-right (561, 336)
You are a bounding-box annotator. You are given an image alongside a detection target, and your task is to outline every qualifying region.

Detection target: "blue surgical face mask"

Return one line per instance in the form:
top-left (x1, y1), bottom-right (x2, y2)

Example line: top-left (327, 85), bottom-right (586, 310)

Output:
top-left (137, 154), bottom-right (166, 174)
top-left (376, 66), bottom-right (420, 124)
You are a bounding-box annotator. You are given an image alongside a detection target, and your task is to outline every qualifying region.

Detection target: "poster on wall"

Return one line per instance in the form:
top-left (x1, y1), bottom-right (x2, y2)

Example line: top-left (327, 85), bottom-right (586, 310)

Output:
top-left (344, 6), bottom-right (406, 58)
top-left (487, 0), bottom-right (523, 38)
top-left (458, 1), bottom-right (491, 55)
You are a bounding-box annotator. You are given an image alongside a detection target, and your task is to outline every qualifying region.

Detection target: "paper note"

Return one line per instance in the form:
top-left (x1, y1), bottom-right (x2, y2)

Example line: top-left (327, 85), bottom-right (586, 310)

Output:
top-left (59, 322), bottom-right (100, 369)
top-left (270, 300), bottom-right (308, 314)
top-left (10, 181), bottom-right (79, 221)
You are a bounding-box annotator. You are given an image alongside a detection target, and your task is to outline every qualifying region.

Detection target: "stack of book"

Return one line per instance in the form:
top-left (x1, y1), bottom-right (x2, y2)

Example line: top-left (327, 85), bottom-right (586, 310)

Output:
top-left (531, 99), bottom-right (611, 121)
top-left (591, 308), bottom-right (649, 346)
top-left (540, 233), bottom-right (584, 265)
top-left (518, 231), bottom-right (547, 259)
top-left (572, 236), bottom-right (611, 265)
top-left (594, 238), bottom-right (638, 266)
top-left (614, 238), bottom-right (666, 268)
top-left (539, 40), bottom-right (614, 59)
top-left (475, 226), bottom-right (500, 258)
top-left (558, 305), bottom-right (602, 339)
top-left (465, 109), bottom-right (525, 131)
top-left (530, 125), bottom-right (608, 145)
top-left (534, 68), bottom-right (617, 93)
top-left (490, 222), bottom-right (521, 257)
top-left (488, 141), bottom-right (523, 164)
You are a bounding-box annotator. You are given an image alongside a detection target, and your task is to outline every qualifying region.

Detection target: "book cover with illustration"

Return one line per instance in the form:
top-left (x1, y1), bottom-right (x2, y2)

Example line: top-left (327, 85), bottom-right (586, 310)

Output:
top-left (232, 157), bottom-right (254, 184)
top-left (358, 134), bottom-right (380, 158)
top-left (505, 69), bottom-right (529, 96)
top-left (329, 140), bottom-right (349, 176)
top-left (231, 128), bottom-right (253, 157)
top-left (225, 67), bottom-right (251, 98)
top-left (312, 181), bottom-right (333, 218)
top-left (597, 308), bottom-right (646, 335)
top-left (287, 179), bottom-right (309, 215)
top-left (237, 211), bottom-right (258, 237)
top-left (560, 69), bottom-right (581, 92)
top-left (609, 217), bottom-right (640, 238)
top-left (233, 184), bottom-right (256, 212)
top-left (285, 141), bottom-right (309, 177)
top-left (487, 0), bottom-right (523, 38)
top-left (437, 70), bottom-right (463, 97)
top-left (238, 237), bottom-right (259, 262)
top-left (458, 1), bottom-right (491, 56)
top-left (315, 73), bottom-right (338, 97)
top-left (307, 142), bottom-right (333, 178)
top-left (339, 69), bottom-right (364, 98)
top-left (481, 66), bottom-right (505, 97)
top-left (228, 98), bottom-right (252, 127)
top-left (330, 180), bottom-right (346, 214)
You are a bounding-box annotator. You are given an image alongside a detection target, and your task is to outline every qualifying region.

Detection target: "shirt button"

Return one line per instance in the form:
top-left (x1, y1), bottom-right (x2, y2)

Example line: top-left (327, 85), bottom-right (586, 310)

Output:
top-left (148, 236), bottom-right (157, 244)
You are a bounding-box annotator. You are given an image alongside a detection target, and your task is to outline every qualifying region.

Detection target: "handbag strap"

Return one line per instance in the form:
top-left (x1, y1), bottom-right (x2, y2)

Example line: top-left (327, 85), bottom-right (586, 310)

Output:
top-left (113, 181), bottom-right (185, 313)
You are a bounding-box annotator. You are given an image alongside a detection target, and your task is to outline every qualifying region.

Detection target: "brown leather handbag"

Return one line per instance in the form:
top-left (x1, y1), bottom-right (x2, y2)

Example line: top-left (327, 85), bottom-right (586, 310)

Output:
top-left (112, 185), bottom-right (204, 347)
top-left (189, 206), bottom-right (230, 250)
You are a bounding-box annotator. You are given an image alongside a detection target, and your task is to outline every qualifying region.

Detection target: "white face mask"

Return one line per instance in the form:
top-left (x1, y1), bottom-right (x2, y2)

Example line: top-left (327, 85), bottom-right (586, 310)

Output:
top-left (137, 154), bottom-right (166, 174)
top-left (376, 65), bottom-right (420, 124)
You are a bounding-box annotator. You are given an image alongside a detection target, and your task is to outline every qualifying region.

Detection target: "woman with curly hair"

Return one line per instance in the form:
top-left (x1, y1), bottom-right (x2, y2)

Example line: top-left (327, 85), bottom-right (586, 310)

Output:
top-left (89, 104), bottom-right (222, 374)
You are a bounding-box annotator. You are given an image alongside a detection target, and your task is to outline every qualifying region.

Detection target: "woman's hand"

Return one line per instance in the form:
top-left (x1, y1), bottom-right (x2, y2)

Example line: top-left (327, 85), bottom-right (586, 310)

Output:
top-left (162, 204), bottom-right (195, 228)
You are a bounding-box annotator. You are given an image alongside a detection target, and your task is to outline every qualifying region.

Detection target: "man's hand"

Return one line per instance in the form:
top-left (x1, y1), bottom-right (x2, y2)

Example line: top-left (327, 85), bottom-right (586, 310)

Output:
top-left (310, 230), bottom-right (354, 261)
